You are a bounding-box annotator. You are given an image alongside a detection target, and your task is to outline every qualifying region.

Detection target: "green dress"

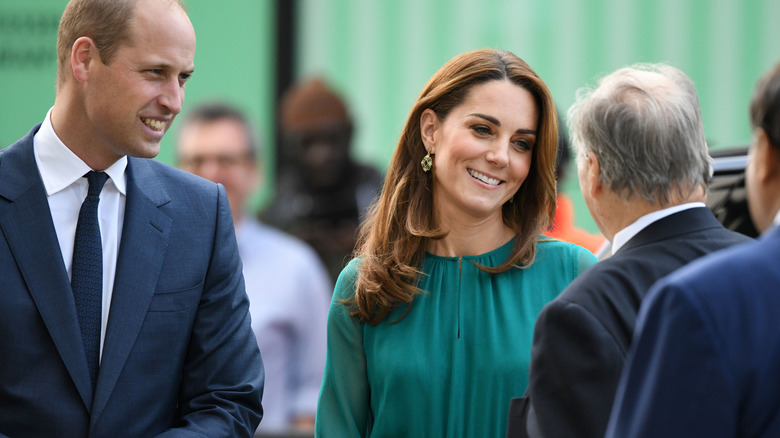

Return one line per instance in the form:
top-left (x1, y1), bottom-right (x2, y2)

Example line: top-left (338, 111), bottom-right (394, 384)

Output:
top-left (316, 237), bottom-right (598, 437)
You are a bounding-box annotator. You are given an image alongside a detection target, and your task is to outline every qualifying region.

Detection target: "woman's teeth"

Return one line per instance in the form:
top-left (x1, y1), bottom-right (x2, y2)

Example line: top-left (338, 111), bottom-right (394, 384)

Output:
top-left (468, 169), bottom-right (501, 185)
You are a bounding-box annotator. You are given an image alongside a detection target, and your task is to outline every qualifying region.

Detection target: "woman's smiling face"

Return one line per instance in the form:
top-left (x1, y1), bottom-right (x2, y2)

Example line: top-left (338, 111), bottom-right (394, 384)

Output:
top-left (422, 79), bottom-right (538, 224)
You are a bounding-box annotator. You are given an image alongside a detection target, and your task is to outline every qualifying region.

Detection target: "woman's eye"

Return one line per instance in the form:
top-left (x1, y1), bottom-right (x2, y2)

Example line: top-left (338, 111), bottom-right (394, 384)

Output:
top-left (513, 139), bottom-right (532, 151)
top-left (472, 125), bottom-right (491, 135)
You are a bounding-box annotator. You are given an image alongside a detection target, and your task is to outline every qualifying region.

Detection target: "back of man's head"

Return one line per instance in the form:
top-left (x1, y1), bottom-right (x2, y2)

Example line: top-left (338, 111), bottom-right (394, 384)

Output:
top-left (750, 62), bottom-right (780, 149)
top-left (568, 63), bottom-right (712, 206)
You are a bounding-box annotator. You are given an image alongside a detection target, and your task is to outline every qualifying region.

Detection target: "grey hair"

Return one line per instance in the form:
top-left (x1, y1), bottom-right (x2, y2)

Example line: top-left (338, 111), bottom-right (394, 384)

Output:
top-left (568, 63), bottom-right (712, 205)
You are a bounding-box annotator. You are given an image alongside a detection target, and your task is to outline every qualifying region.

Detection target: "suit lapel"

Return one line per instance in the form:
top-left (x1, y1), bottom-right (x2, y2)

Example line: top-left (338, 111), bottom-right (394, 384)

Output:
top-left (0, 128), bottom-right (95, 410)
top-left (91, 157), bottom-right (172, 424)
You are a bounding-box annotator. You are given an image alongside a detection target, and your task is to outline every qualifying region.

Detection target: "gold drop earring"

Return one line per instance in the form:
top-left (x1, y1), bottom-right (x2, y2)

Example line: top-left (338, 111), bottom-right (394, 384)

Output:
top-left (421, 150), bottom-right (433, 172)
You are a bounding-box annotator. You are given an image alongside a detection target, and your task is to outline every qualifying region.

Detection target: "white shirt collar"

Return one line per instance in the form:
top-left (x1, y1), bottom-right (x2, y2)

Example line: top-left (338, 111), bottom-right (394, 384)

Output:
top-left (34, 107), bottom-right (128, 196)
top-left (611, 202), bottom-right (706, 255)
top-left (769, 210), bottom-right (780, 231)
top-left (772, 209), bottom-right (780, 226)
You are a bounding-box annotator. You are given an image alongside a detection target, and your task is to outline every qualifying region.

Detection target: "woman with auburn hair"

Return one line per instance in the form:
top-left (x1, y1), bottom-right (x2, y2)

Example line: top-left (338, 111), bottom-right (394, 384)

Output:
top-left (315, 49), bottom-right (597, 437)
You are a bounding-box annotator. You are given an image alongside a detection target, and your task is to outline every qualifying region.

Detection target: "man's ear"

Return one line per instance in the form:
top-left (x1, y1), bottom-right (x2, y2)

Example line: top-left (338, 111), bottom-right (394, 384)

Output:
top-left (419, 108), bottom-right (438, 153)
top-left (586, 151), bottom-right (603, 198)
top-left (71, 36), bottom-right (97, 83)
top-left (753, 128), bottom-right (780, 185)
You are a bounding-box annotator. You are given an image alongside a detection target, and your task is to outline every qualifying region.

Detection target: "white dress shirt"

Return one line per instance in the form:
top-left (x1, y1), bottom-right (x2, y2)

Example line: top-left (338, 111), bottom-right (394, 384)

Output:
top-left (33, 108), bottom-right (127, 360)
top-left (771, 209), bottom-right (780, 231)
top-left (611, 202), bottom-right (706, 255)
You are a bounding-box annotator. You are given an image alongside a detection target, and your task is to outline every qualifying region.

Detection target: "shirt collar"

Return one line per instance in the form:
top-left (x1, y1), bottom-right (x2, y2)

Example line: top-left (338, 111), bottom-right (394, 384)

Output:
top-left (769, 209), bottom-right (780, 231)
top-left (34, 107), bottom-right (127, 196)
top-left (611, 202), bottom-right (706, 255)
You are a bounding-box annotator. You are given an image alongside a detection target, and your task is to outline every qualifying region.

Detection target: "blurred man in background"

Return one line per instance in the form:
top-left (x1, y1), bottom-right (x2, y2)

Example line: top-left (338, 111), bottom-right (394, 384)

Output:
top-left (177, 102), bottom-right (331, 434)
top-left (262, 78), bottom-right (384, 280)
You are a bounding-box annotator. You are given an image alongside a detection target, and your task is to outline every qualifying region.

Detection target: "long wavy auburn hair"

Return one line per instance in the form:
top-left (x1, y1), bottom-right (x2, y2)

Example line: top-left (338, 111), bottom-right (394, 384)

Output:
top-left (347, 49), bottom-right (559, 325)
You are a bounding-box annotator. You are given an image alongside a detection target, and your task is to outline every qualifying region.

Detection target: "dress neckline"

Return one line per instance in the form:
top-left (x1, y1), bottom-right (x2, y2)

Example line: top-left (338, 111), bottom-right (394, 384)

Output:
top-left (424, 236), bottom-right (516, 261)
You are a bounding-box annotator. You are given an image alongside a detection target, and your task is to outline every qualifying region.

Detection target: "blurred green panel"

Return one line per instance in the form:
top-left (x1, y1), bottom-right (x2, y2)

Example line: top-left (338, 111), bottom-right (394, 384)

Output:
top-left (0, 1), bottom-right (62, 148)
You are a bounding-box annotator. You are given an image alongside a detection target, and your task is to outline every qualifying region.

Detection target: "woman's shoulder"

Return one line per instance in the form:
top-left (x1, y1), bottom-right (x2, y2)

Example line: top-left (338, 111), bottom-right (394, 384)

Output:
top-left (535, 236), bottom-right (599, 272)
top-left (537, 235), bottom-right (594, 253)
top-left (333, 257), bottom-right (362, 300)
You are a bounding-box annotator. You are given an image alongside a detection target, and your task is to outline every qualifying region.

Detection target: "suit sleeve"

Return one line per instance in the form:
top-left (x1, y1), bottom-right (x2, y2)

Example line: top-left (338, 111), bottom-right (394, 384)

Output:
top-left (157, 184), bottom-right (264, 437)
top-left (525, 297), bottom-right (626, 438)
top-left (604, 282), bottom-right (738, 438)
top-left (315, 260), bottom-right (371, 437)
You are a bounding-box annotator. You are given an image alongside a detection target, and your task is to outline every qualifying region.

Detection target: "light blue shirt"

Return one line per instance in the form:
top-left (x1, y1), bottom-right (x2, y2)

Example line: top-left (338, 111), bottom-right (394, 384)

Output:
top-left (237, 216), bottom-right (332, 432)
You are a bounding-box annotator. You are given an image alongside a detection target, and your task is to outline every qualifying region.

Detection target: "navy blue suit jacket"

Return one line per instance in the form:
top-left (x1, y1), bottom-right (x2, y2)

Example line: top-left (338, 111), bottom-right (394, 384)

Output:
top-left (605, 224), bottom-right (780, 438)
top-left (508, 207), bottom-right (751, 438)
top-left (0, 126), bottom-right (264, 437)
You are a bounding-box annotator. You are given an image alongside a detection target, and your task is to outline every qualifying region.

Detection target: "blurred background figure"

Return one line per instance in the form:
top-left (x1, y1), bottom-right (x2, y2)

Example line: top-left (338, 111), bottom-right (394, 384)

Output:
top-left (262, 78), bottom-right (384, 280)
top-left (546, 115), bottom-right (606, 255)
top-left (176, 102), bottom-right (331, 435)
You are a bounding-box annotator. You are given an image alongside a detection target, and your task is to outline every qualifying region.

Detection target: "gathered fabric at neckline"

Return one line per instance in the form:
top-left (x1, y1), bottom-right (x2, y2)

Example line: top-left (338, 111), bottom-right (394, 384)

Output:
top-left (423, 236), bottom-right (516, 263)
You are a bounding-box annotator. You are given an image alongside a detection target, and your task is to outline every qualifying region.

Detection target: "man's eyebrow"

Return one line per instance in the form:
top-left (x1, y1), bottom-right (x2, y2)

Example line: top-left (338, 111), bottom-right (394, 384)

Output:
top-left (143, 62), bottom-right (195, 75)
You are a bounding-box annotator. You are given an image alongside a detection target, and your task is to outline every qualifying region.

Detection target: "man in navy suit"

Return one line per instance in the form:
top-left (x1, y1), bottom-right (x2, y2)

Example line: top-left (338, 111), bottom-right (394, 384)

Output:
top-left (605, 62), bottom-right (780, 438)
top-left (0, 0), bottom-right (263, 436)
top-left (507, 64), bottom-right (751, 438)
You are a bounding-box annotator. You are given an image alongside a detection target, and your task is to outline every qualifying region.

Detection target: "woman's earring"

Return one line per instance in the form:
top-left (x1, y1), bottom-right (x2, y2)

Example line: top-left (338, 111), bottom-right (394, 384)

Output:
top-left (421, 151), bottom-right (433, 172)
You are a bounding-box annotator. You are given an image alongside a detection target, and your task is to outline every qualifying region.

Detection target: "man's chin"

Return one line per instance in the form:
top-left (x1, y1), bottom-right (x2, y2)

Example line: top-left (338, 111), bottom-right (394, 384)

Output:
top-left (131, 144), bottom-right (161, 159)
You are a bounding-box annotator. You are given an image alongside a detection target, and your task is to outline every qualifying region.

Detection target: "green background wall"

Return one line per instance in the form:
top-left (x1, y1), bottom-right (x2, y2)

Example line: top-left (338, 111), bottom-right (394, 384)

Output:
top-left (2, 0), bottom-right (779, 233)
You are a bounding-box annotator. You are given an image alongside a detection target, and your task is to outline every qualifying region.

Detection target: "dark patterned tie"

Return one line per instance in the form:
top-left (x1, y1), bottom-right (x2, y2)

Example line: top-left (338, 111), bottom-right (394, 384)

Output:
top-left (71, 171), bottom-right (108, 387)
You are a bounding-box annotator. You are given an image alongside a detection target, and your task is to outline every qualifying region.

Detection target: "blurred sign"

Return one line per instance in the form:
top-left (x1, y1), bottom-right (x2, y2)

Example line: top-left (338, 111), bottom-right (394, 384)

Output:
top-left (0, 3), bottom-right (62, 148)
top-left (0, 10), bottom-right (60, 69)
